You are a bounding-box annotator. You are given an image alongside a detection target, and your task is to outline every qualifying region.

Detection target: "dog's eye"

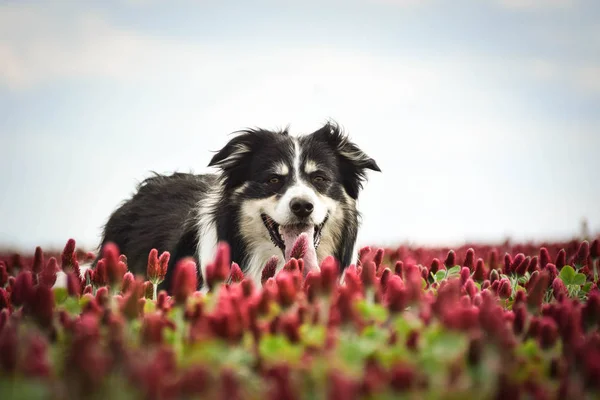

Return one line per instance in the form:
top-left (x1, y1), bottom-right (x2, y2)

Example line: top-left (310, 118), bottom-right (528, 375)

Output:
top-left (313, 176), bottom-right (325, 183)
top-left (268, 177), bottom-right (280, 184)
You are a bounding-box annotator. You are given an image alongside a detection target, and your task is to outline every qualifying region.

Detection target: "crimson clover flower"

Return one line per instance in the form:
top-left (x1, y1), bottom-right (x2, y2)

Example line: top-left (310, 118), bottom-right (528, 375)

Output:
top-left (32, 246), bottom-right (44, 275)
top-left (11, 270), bottom-right (34, 307)
top-left (444, 250), bottom-right (456, 269)
top-left (555, 249), bottom-right (566, 269)
top-left (576, 241), bottom-right (590, 267)
top-left (473, 258), bottom-right (487, 282)
top-left (262, 256), bottom-right (279, 285)
top-left (463, 248), bottom-right (475, 269)
top-left (102, 242), bottom-right (127, 288)
top-left (61, 238), bottom-right (81, 278)
top-left (39, 257), bottom-right (58, 288)
top-left (289, 233), bottom-right (309, 260)
top-left (540, 247), bottom-right (551, 269)
top-left (147, 248), bottom-right (170, 285)
top-left (171, 258), bottom-right (198, 305)
top-left (229, 262), bottom-right (244, 283)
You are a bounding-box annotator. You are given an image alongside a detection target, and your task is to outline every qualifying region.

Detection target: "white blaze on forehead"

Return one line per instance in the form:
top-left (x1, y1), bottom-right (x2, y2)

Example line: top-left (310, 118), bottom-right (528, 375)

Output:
top-left (304, 160), bottom-right (319, 174)
top-left (272, 162), bottom-right (289, 176)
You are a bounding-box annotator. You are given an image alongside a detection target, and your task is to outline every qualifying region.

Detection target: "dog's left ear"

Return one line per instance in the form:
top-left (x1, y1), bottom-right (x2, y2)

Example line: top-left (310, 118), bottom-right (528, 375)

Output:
top-left (312, 122), bottom-right (381, 199)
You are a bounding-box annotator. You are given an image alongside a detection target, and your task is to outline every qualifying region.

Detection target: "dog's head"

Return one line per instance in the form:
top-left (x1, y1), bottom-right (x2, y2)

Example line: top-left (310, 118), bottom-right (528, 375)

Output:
top-left (208, 121), bottom-right (380, 275)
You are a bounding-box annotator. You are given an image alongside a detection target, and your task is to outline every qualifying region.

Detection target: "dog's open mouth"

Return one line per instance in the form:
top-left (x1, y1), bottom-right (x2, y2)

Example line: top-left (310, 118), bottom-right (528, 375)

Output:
top-left (261, 213), bottom-right (328, 260)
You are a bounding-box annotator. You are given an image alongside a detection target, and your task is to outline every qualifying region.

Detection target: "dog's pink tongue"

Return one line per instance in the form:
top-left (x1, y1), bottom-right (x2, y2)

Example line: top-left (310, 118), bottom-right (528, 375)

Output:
top-left (281, 227), bottom-right (319, 273)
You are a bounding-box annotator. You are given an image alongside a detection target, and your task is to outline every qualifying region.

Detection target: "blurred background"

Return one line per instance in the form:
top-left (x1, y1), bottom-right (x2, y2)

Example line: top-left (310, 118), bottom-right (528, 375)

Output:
top-left (0, 0), bottom-right (599, 253)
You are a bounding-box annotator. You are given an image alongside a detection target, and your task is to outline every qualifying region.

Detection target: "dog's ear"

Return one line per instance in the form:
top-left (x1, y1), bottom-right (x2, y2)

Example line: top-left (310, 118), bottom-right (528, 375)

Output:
top-left (311, 122), bottom-right (381, 199)
top-left (208, 132), bottom-right (260, 189)
top-left (208, 134), bottom-right (254, 171)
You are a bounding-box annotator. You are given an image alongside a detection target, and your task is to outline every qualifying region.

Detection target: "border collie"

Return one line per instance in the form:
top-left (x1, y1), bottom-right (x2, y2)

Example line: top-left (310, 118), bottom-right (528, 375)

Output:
top-left (96, 121), bottom-right (380, 292)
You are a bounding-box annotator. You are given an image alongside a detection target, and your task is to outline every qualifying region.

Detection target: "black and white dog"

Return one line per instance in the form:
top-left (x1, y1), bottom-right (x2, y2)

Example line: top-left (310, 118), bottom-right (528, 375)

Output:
top-left (96, 121), bottom-right (380, 292)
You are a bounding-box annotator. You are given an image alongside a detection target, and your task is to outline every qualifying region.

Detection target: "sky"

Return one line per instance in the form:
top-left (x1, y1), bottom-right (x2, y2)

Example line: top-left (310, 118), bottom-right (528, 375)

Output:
top-left (0, 0), bottom-right (599, 253)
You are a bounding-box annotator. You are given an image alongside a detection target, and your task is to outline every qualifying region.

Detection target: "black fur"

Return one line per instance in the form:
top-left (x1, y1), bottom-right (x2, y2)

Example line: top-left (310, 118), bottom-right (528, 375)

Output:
top-left (95, 121), bottom-right (380, 293)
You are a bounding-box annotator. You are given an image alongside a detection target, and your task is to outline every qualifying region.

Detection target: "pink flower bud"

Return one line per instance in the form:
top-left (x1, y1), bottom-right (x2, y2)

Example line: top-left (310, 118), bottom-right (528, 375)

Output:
top-left (320, 256), bottom-right (339, 294)
top-left (576, 241), bottom-right (590, 267)
top-left (95, 286), bottom-right (109, 307)
top-left (460, 267), bottom-right (470, 285)
top-left (261, 256), bottom-right (279, 285)
top-left (93, 259), bottom-right (108, 287)
top-left (465, 279), bottom-right (477, 298)
top-left (102, 243), bottom-right (127, 287)
top-left (380, 268), bottom-right (391, 292)
top-left (32, 246), bottom-right (44, 275)
top-left (214, 242), bottom-right (231, 282)
top-left (543, 263), bottom-right (558, 284)
top-left (555, 249), bottom-right (566, 269)
top-left (121, 272), bottom-right (134, 294)
top-left (276, 271), bottom-right (296, 307)
top-left (289, 233), bottom-right (309, 260)
top-left (498, 278), bottom-right (512, 299)
top-left (386, 275), bottom-right (408, 313)
top-left (444, 250), bottom-right (456, 268)
top-left (510, 253), bottom-right (525, 274)
top-left (229, 262), bottom-right (244, 283)
top-left (472, 258), bottom-right (487, 282)
top-left (590, 239), bottom-right (600, 259)
top-left (0, 263), bottom-right (8, 287)
top-left (583, 291), bottom-right (600, 331)
top-left (463, 248), bottom-right (475, 269)
top-left (358, 246), bottom-right (372, 266)
top-left (513, 304), bottom-right (527, 335)
top-left (373, 248), bottom-right (384, 268)
top-left (30, 285), bottom-right (54, 328)
top-left (540, 247), bottom-right (551, 269)
top-left (360, 261), bottom-right (376, 288)
top-left (526, 270), bottom-right (549, 312)
top-left (515, 256), bottom-right (531, 276)
top-left (11, 270), bottom-right (34, 307)
top-left (528, 256), bottom-right (539, 274)
top-left (39, 257), bottom-right (58, 288)
top-left (171, 258), bottom-right (198, 305)
top-left (539, 317), bottom-right (559, 349)
top-left (430, 258), bottom-right (441, 274)
top-left (147, 249), bottom-right (162, 283)
top-left (66, 272), bottom-right (81, 298)
top-left (394, 261), bottom-right (404, 276)
top-left (552, 277), bottom-right (567, 300)
top-left (490, 269), bottom-right (500, 284)
top-left (336, 285), bottom-right (358, 326)
top-left (61, 238), bottom-right (80, 277)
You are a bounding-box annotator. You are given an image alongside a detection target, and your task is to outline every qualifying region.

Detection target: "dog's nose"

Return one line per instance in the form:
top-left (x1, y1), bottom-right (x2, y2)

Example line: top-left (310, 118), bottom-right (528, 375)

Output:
top-left (290, 198), bottom-right (314, 218)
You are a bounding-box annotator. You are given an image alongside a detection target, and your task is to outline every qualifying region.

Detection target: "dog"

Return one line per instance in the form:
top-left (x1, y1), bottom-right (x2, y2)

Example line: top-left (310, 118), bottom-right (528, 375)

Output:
top-left (95, 121), bottom-right (380, 292)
